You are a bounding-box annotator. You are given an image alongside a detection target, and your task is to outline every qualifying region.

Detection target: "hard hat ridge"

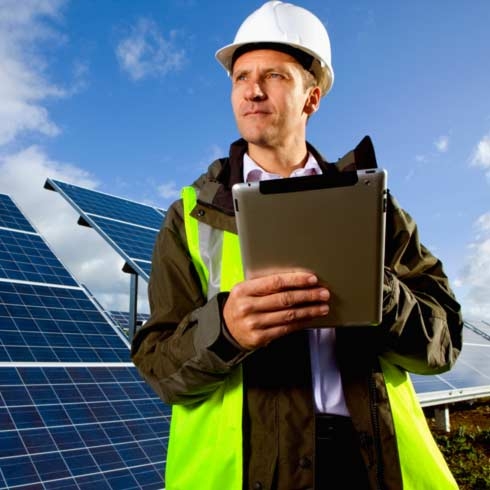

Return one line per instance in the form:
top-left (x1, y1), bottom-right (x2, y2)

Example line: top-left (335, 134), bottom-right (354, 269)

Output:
top-left (215, 1), bottom-right (334, 96)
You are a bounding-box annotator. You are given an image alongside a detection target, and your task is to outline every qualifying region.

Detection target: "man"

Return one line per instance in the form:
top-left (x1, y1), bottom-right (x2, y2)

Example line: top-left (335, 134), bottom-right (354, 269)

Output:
top-left (132, 2), bottom-right (463, 489)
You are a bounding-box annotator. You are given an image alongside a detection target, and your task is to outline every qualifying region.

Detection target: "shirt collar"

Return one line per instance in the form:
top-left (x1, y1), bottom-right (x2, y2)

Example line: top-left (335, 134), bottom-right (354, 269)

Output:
top-left (243, 152), bottom-right (322, 182)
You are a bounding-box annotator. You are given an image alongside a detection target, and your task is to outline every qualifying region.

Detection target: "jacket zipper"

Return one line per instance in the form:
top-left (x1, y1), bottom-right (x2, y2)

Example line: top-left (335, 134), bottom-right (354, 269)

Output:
top-left (368, 368), bottom-right (383, 490)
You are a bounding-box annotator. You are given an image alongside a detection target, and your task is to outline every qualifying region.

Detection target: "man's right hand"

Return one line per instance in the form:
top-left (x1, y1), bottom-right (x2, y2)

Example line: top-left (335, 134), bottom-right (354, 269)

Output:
top-left (222, 271), bottom-right (330, 350)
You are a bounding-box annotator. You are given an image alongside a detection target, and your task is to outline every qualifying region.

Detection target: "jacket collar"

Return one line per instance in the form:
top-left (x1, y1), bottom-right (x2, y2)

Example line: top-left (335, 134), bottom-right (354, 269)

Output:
top-left (195, 136), bottom-right (377, 216)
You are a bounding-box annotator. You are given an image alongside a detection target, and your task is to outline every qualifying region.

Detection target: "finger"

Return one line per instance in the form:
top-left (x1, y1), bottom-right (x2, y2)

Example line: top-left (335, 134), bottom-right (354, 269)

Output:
top-left (227, 285), bottom-right (329, 321)
top-left (252, 286), bottom-right (330, 313)
top-left (251, 303), bottom-right (331, 344)
top-left (234, 303), bottom-right (330, 349)
top-left (250, 302), bottom-right (330, 331)
top-left (239, 271), bottom-right (320, 297)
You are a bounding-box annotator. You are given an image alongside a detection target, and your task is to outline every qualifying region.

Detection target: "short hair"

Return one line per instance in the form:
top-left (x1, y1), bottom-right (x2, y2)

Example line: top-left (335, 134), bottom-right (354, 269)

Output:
top-left (300, 67), bottom-right (318, 92)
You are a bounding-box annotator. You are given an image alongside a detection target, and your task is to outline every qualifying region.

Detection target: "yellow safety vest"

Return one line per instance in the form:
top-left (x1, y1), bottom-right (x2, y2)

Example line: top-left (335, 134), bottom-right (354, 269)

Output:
top-left (164, 185), bottom-right (457, 490)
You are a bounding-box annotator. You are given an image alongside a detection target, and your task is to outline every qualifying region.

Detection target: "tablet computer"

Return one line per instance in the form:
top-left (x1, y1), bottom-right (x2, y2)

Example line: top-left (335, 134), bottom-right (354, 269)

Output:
top-left (232, 168), bottom-right (387, 327)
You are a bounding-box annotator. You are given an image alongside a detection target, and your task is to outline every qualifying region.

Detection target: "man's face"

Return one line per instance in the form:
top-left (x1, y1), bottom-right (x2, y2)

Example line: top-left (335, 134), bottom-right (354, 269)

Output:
top-left (231, 49), bottom-right (316, 149)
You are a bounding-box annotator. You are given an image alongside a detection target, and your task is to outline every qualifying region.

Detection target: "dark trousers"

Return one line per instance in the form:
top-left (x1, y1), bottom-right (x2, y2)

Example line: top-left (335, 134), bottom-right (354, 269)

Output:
top-left (315, 414), bottom-right (370, 489)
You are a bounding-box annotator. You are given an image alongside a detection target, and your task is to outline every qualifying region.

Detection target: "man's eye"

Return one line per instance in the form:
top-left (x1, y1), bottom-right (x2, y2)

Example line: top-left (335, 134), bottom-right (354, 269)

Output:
top-left (267, 73), bottom-right (283, 79)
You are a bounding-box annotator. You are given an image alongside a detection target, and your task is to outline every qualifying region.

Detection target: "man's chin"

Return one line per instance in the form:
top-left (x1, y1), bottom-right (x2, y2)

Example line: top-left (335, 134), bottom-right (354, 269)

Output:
top-left (238, 129), bottom-right (273, 147)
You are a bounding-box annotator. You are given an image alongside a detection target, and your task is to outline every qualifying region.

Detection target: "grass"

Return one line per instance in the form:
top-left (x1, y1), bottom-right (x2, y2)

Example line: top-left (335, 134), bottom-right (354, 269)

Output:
top-left (434, 427), bottom-right (490, 489)
top-left (427, 399), bottom-right (490, 490)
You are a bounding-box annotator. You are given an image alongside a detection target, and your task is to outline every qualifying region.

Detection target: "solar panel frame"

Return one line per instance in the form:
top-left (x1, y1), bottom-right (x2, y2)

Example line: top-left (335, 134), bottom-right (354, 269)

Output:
top-left (45, 179), bottom-right (166, 281)
top-left (109, 310), bottom-right (150, 330)
top-left (44, 180), bottom-right (164, 228)
top-left (464, 319), bottom-right (490, 341)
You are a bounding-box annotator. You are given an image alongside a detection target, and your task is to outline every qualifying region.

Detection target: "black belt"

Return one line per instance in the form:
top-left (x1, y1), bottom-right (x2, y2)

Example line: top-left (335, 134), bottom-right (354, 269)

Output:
top-left (314, 414), bottom-right (370, 489)
top-left (315, 413), bottom-right (354, 440)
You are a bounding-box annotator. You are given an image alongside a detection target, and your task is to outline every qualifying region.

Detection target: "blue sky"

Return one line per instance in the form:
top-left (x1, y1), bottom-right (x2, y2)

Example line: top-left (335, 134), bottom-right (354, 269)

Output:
top-left (0, 0), bottom-right (489, 319)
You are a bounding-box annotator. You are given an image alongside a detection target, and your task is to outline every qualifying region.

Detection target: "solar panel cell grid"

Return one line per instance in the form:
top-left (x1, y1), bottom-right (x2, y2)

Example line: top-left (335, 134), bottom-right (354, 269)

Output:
top-left (49, 180), bottom-right (165, 229)
top-left (90, 216), bottom-right (158, 262)
top-left (0, 195), bottom-right (36, 233)
top-left (0, 282), bottom-right (130, 363)
top-left (0, 366), bottom-right (169, 490)
top-left (0, 229), bottom-right (77, 286)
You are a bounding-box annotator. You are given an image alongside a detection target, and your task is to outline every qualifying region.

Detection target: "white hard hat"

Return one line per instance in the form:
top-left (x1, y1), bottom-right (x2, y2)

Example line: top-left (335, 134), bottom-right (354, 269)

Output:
top-left (215, 1), bottom-right (334, 96)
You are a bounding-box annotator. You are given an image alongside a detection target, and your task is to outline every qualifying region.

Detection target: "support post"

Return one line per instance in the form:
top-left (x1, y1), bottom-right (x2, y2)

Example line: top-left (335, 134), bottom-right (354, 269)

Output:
top-left (128, 273), bottom-right (139, 342)
top-left (434, 405), bottom-right (450, 432)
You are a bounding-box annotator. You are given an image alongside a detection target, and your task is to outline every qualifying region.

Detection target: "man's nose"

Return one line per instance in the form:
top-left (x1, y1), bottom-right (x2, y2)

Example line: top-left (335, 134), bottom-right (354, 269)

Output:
top-left (244, 81), bottom-right (266, 101)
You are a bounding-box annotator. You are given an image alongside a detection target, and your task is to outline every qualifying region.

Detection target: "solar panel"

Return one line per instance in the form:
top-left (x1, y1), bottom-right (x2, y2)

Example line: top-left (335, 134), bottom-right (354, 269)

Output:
top-left (0, 366), bottom-right (168, 489)
top-left (465, 319), bottom-right (490, 340)
top-left (0, 194), bottom-right (169, 489)
top-left (42, 180), bottom-right (164, 229)
top-left (109, 310), bottom-right (150, 331)
top-left (89, 216), bottom-right (157, 263)
top-left (45, 179), bottom-right (166, 281)
top-left (412, 322), bottom-right (490, 405)
top-left (0, 365), bottom-right (170, 489)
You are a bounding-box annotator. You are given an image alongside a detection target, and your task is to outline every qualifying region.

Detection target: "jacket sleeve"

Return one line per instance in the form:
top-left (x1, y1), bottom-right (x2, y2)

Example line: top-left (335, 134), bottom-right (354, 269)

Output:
top-left (131, 199), bottom-right (248, 405)
top-left (379, 192), bottom-right (463, 374)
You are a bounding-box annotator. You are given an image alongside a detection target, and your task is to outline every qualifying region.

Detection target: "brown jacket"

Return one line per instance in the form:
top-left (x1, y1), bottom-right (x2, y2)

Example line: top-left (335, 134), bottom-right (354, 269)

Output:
top-left (132, 137), bottom-right (463, 489)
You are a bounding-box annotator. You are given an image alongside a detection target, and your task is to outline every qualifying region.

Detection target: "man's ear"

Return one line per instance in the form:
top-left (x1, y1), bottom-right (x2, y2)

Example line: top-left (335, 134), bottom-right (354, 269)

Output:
top-left (304, 86), bottom-right (322, 115)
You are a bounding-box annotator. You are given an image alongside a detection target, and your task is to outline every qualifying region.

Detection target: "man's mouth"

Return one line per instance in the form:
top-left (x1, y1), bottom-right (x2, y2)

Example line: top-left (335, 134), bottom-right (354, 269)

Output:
top-left (243, 110), bottom-right (270, 116)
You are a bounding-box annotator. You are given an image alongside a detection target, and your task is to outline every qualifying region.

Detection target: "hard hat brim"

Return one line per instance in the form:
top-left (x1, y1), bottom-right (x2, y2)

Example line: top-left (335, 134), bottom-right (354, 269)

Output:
top-left (215, 41), bottom-right (334, 96)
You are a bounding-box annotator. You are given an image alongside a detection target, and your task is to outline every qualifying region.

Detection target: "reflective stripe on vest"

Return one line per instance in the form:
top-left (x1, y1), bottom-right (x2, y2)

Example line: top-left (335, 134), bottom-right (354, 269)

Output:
top-left (164, 186), bottom-right (243, 490)
top-left (378, 358), bottom-right (458, 489)
top-left (165, 185), bottom-right (457, 490)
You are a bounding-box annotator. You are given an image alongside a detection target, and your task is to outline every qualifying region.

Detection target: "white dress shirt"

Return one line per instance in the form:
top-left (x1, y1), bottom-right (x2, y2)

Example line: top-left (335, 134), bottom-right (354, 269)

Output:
top-left (243, 153), bottom-right (350, 416)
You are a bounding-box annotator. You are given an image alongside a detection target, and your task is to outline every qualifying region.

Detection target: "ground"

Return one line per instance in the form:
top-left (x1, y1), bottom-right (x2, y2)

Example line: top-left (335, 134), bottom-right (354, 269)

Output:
top-left (425, 398), bottom-right (490, 489)
top-left (442, 399), bottom-right (490, 432)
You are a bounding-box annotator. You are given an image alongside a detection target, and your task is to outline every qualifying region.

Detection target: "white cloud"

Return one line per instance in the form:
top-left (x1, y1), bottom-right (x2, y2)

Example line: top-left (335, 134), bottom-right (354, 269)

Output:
top-left (70, 60), bottom-right (90, 94)
top-left (434, 135), bottom-right (449, 153)
top-left (403, 168), bottom-right (416, 182)
top-left (458, 134), bottom-right (490, 319)
top-left (458, 212), bottom-right (490, 320)
top-left (157, 181), bottom-right (180, 200)
top-left (0, 147), bottom-right (147, 312)
top-left (209, 144), bottom-right (225, 161)
top-left (0, 0), bottom-right (68, 145)
top-left (476, 213), bottom-right (490, 232)
top-left (471, 133), bottom-right (490, 173)
top-left (195, 143), bottom-right (226, 173)
top-left (116, 18), bottom-right (186, 81)
top-left (412, 135), bottom-right (450, 168)
top-left (0, 0), bottom-right (64, 25)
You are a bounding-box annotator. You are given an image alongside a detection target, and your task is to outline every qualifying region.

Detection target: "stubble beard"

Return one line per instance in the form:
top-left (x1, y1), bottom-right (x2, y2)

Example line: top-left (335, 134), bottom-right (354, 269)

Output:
top-left (237, 117), bottom-right (281, 149)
